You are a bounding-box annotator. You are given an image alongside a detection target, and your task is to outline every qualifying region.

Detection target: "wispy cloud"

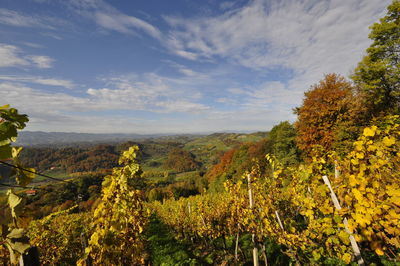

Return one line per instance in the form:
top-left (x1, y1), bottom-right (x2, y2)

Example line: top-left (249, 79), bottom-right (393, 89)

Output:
top-left (26, 55), bottom-right (54, 68)
top-left (231, 81), bottom-right (303, 110)
top-left (0, 44), bottom-right (29, 67)
top-left (93, 11), bottom-right (161, 39)
top-left (164, 0), bottom-right (390, 86)
top-left (69, 0), bottom-right (162, 39)
top-left (0, 71), bottom-right (297, 133)
top-left (165, 61), bottom-right (209, 79)
top-left (1, 0), bottom-right (393, 134)
top-left (219, 1), bottom-right (236, 11)
top-left (0, 81), bottom-right (288, 133)
top-left (0, 43), bottom-right (55, 68)
top-left (0, 8), bottom-right (70, 30)
top-left (0, 75), bottom-right (74, 89)
top-left (90, 73), bottom-right (209, 113)
top-left (40, 32), bottom-right (64, 40)
top-left (1, 71), bottom-right (209, 115)
top-left (22, 42), bottom-right (44, 49)
top-left (0, 8), bottom-right (45, 27)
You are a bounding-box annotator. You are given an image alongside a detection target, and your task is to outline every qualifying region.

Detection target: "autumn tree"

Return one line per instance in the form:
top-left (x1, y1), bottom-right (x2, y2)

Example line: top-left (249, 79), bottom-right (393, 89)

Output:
top-left (294, 74), bottom-right (363, 157)
top-left (352, 0), bottom-right (400, 116)
top-left (163, 148), bottom-right (199, 172)
top-left (268, 121), bottom-right (301, 166)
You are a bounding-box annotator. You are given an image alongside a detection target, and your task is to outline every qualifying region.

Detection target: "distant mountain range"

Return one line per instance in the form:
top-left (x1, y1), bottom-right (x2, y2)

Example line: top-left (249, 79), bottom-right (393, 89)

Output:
top-left (16, 130), bottom-right (264, 146)
top-left (16, 131), bottom-right (167, 146)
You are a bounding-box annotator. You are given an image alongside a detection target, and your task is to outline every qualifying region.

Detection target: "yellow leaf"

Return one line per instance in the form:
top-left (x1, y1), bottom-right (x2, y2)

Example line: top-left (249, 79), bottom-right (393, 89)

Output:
top-left (356, 152), bottom-right (364, 159)
top-left (375, 248), bottom-right (384, 256)
top-left (352, 189), bottom-right (363, 201)
top-left (363, 126), bottom-right (376, 137)
top-left (367, 144), bottom-right (377, 151)
top-left (354, 141), bottom-right (364, 151)
top-left (349, 175), bottom-right (358, 186)
top-left (382, 136), bottom-right (395, 146)
top-left (342, 253), bottom-right (351, 264)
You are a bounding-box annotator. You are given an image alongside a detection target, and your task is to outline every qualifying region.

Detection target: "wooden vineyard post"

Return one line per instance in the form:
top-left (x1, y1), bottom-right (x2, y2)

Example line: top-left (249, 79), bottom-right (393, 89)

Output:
top-left (322, 175), bottom-right (365, 266)
top-left (235, 230), bottom-right (240, 261)
top-left (187, 203), bottom-right (195, 243)
top-left (275, 211), bottom-right (284, 230)
top-left (334, 160), bottom-right (340, 179)
top-left (247, 174), bottom-right (259, 266)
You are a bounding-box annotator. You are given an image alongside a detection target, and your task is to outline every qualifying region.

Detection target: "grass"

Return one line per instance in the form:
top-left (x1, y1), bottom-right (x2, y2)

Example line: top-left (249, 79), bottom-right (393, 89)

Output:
top-left (145, 216), bottom-right (207, 266)
top-left (30, 168), bottom-right (70, 183)
top-left (175, 171), bottom-right (199, 182)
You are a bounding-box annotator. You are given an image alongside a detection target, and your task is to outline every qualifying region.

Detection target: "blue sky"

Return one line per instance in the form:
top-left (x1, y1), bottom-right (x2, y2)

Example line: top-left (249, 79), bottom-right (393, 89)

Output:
top-left (0, 0), bottom-right (391, 133)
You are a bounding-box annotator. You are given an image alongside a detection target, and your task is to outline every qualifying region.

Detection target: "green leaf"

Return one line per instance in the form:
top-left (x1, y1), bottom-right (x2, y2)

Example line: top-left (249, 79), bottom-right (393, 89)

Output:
top-left (0, 138), bottom-right (11, 146)
top-left (312, 250), bottom-right (321, 261)
top-left (0, 144), bottom-right (12, 160)
top-left (0, 104), bottom-right (10, 110)
top-left (7, 190), bottom-right (25, 218)
top-left (7, 228), bottom-right (25, 239)
top-left (6, 239), bottom-right (30, 253)
top-left (11, 147), bottom-right (23, 159)
top-left (16, 167), bottom-right (36, 186)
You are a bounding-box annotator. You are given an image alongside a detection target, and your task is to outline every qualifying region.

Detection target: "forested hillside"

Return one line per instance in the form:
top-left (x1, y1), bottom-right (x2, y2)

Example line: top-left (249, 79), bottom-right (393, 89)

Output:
top-left (0, 1), bottom-right (399, 265)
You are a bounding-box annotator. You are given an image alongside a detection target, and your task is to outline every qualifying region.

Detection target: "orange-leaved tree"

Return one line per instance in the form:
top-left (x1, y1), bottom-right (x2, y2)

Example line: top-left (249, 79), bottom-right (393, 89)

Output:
top-left (294, 73), bottom-right (365, 157)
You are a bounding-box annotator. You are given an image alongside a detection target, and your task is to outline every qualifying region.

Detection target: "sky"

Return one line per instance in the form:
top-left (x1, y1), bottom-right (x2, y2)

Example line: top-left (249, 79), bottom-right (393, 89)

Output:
top-left (0, 0), bottom-right (392, 134)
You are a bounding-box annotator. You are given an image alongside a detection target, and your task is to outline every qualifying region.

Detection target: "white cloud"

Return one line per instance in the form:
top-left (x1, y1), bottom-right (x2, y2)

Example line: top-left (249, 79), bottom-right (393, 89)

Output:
top-left (0, 44), bottom-right (29, 67)
top-left (0, 77), bottom-right (293, 133)
top-left (89, 73), bottom-right (209, 113)
top-left (0, 71), bottom-right (209, 116)
top-left (155, 100), bottom-right (209, 113)
top-left (0, 83), bottom-right (89, 113)
top-left (27, 55), bottom-right (54, 68)
top-left (0, 43), bottom-right (55, 69)
top-left (0, 76), bottom-right (74, 89)
top-left (245, 81), bottom-right (302, 107)
top-left (33, 78), bottom-right (71, 87)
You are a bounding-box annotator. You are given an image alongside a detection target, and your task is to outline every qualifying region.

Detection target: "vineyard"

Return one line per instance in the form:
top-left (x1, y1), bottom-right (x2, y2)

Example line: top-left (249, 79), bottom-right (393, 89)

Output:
top-left (1, 0), bottom-right (400, 265)
top-left (152, 117), bottom-right (400, 265)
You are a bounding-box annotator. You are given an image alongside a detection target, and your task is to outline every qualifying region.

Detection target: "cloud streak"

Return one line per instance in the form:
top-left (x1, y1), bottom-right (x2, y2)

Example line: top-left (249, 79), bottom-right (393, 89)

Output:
top-left (0, 75), bottom-right (74, 88)
top-left (0, 43), bottom-right (55, 68)
top-left (0, 44), bottom-right (29, 67)
top-left (164, 0), bottom-right (391, 88)
top-left (69, 0), bottom-right (162, 39)
top-left (0, 8), bottom-right (70, 30)
top-left (0, 8), bottom-right (46, 28)
top-left (0, 72), bottom-right (210, 116)
top-left (26, 55), bottom-right (54, 68)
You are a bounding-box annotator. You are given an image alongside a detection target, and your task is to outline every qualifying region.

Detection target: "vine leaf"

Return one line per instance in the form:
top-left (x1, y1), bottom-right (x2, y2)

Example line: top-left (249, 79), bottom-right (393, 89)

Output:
top-left (7, 190), bottom-right (25, 219)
